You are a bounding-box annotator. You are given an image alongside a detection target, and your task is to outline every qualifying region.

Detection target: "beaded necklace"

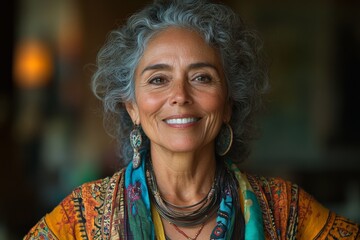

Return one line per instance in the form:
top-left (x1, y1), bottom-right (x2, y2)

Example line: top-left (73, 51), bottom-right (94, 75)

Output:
top-left (145, 159), bottom-right (222, 227)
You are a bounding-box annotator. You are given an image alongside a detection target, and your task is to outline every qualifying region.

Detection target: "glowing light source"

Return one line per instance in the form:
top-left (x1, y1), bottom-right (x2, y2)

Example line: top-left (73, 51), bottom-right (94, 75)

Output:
top-left (13, 40), bottom-right (53, 88)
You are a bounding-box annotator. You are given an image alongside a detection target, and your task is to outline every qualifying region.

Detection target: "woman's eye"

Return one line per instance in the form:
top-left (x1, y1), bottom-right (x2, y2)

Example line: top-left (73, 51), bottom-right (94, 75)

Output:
top-left (149, 77), bottom-right (166, 85)
top-left (194, 75), bottom-right (212, 83)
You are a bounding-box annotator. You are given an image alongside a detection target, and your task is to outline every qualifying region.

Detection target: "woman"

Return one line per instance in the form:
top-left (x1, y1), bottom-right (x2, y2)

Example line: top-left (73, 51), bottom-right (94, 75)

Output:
top-left (25, 0), bottom-right (359, 239)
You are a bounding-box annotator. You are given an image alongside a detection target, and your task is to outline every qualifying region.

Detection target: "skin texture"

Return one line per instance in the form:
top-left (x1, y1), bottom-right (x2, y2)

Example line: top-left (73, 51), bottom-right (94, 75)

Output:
top-left (126, 27), bottom-right (231, 239)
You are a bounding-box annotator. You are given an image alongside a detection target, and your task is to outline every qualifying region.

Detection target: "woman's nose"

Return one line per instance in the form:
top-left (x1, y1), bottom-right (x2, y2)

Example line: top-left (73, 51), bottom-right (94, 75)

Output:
top-left (169, 81), bottom-right (193, 106)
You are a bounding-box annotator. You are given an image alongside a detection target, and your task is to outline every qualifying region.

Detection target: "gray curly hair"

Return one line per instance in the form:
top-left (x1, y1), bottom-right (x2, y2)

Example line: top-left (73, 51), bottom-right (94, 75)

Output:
top-left (92, 0), bottom-right (268, 167)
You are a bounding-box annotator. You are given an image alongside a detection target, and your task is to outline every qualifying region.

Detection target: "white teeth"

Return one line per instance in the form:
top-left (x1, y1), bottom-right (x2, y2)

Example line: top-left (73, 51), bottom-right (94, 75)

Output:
top-left (165, 118), bottom-right (198, 124)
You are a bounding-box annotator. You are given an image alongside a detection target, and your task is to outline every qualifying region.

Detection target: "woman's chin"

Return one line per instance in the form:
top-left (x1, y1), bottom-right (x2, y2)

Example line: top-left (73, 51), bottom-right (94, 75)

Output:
top-left (154, 141), bottom-right (214, 155)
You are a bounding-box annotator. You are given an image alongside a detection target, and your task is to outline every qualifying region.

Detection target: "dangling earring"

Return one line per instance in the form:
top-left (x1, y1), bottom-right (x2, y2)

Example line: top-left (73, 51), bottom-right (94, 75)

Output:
top-left (130, 123), bottom-right (142, 169)
top-left (216, 123), bottom-right (233, 156)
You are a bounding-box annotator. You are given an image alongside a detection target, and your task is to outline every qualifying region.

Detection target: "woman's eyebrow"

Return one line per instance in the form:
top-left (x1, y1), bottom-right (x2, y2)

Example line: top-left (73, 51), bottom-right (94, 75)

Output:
top-left (188, 62), bottom-right (220, 73)
top-left (188, 62), bottom-right (217, 70)
top-left (141, 63), bottom-right (170, 75)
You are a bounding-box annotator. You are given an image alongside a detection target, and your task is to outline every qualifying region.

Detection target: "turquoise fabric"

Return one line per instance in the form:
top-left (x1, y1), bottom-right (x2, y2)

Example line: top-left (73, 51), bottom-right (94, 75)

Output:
top-left (125, 151), bottom-right (155, 239)
top-left (243, 190), bottom-right (265, 239)
top-left (227, 160), bottom-right (265, 240)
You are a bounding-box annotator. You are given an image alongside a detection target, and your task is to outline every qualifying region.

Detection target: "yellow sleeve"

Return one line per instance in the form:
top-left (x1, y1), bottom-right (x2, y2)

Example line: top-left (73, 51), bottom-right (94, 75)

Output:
top-left (23, 216), bottom-right (59, 240)
top-left (296, 189), bottom-right (331, 239)
top-left (297, 189), bottom-right (360, 239)
top-left (24, 194), bottom-right (82, 240)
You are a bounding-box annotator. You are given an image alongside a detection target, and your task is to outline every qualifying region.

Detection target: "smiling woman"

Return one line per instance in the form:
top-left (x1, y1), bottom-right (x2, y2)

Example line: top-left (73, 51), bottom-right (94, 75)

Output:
top-left (24, 0), bottom-right (359, 239)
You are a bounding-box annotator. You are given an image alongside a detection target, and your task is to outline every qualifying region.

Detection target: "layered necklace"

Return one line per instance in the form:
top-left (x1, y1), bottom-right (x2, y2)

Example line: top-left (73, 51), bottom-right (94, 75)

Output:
top-left (145, 159), bottom-right (223, 228)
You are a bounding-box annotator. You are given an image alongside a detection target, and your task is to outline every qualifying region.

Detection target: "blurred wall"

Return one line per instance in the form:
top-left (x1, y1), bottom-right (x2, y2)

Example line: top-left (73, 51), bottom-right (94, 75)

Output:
top-left (1, 0), bottom-right (359, 239)
top-left (236, 0), bottom-right (360, 222)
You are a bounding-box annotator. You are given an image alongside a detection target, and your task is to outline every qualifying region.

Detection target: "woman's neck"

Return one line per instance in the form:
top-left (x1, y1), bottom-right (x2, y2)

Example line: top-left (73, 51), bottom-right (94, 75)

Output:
top-left (149, 144), bottom-right (216, 205)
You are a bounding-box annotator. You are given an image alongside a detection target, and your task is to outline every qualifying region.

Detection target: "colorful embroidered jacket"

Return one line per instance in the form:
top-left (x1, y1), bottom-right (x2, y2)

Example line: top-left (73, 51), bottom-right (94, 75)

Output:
top-left (24, 169), bottom-right (360, 239)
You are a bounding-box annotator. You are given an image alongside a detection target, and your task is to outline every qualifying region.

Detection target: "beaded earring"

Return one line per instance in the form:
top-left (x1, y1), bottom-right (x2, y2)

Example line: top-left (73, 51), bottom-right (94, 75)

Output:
top-left (216, 123), bottom-right (233, 156)
top-left (130, 124), bottom-right (142, 169)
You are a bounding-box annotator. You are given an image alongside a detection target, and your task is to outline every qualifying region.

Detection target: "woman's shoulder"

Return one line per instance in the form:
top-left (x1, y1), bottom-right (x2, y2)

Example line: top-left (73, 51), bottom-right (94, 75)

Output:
top-left (24, 169), bottom-right (127, 240)
top-left (244, 172), bottom-right (300, 208)
top-left (244, 172), bottom-right (360, 239)
top-left (245, 172), bottom-right (294, 189)
top-left (72, 168), bottom-right (126, 199)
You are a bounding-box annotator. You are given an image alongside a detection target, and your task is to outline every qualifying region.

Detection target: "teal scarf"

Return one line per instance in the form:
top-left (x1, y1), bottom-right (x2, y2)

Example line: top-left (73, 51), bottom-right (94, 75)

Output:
top-left (124, 151), bottom-right (265, 239)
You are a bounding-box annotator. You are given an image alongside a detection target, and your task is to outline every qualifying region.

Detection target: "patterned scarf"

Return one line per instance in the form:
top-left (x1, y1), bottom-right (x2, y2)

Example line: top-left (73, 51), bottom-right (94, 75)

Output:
top-left (124, 151), bottom-right (265, 239)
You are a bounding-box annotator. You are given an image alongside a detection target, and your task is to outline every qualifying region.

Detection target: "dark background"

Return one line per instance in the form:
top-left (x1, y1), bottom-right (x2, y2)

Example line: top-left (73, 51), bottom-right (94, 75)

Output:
top-left (1, 0), bottom-right (359, 239)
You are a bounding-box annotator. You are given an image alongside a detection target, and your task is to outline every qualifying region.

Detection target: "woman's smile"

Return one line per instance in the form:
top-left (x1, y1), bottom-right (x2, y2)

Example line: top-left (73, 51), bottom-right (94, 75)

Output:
top-left (163, 116), bottom-right (202, 128)
top-left (163, 117), bottom-right (201, 125)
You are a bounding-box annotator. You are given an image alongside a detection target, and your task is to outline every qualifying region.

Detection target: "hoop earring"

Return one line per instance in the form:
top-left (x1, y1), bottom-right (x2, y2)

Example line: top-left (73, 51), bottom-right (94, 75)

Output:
top-left (130, 124), bottom-right (142, 169)
top-left (216, 123), bottom-right (233, 156)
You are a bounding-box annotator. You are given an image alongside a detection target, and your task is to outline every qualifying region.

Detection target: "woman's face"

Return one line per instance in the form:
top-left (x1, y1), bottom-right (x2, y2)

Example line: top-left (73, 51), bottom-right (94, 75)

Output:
top-left (126, 27), bottom-right (231, 154)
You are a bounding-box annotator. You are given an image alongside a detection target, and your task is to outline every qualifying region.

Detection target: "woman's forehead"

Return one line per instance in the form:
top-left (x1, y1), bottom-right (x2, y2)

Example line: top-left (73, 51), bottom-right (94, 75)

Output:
top-left (137, 27), bottom-right (223, 72)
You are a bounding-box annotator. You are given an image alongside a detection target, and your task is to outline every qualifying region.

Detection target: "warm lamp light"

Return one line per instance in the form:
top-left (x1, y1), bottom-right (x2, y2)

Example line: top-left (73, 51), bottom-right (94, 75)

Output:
top-left (13, 40), bottom-right (53, 88)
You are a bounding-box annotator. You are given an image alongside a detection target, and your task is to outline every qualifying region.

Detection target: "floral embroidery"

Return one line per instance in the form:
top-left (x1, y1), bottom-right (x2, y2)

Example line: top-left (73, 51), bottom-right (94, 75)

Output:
top-left (127, 181), bottom-right (142, 216)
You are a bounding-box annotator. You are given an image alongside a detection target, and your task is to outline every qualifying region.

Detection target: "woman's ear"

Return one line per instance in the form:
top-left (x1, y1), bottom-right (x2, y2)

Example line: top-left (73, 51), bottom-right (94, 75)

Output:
top-left (125, 101), bottom-right (140, 124)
